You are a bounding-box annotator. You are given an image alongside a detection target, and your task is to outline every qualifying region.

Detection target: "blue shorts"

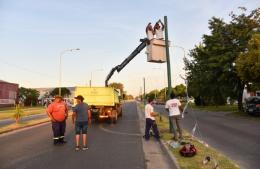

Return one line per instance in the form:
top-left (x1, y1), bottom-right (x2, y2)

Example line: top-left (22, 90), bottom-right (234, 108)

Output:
top-left (75, 121), bottom-right (88, 134)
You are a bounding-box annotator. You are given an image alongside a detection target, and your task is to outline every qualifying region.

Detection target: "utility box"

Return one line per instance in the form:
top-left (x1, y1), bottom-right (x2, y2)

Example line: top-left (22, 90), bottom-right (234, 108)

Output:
top-left (146, 39), bottom-right (169, 63)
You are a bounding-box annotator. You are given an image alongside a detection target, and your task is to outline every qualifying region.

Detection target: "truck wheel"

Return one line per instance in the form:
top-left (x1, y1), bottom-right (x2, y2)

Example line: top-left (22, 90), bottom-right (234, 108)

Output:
top-left (118, 107), bottom-right (123, 117)
top-left (109, 117), bottom-right (113, 124)
top-left (112, 110), bottom-right (118, 124)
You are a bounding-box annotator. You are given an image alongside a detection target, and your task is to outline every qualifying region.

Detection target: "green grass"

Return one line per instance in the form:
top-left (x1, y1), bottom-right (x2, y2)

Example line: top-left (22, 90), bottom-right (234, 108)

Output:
top-left (191, 104), bottom-right (238, 112)
top-left (0, 106), bottom-right (46, 120)
top-left (156, 116), bottom-right (240, 169)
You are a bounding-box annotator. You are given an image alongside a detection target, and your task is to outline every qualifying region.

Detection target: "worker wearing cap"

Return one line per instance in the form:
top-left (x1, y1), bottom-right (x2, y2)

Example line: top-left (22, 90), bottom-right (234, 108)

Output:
top-left (72, 95), bottom-right (91, 151)
top-left (47, 95), bottom-right (68, 145)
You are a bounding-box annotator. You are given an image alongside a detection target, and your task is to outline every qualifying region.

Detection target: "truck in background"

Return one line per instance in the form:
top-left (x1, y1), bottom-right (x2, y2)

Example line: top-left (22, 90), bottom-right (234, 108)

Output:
top-left (74, 87), bottom-right (122, 123)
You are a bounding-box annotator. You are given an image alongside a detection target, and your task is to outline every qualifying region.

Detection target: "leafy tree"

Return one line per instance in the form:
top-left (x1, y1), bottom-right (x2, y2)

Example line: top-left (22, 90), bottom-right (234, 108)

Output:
top-left (50, 87), bottom-right (71, 98)
top-left (185, 7), bottom-right (259, 110)
top-left (173, 84), bottom-right (186, 97)
top-left (19, 87), bottom-right (40, 106)
top-left (125, 95), bottom-right (134, 100)
top-left (157, 88), bottom-right (167, 102)
top-left (13, 104), bottom-right (23, 123)
top-left (235, 33), bottom-right (260, 85)
top-left (146, 89), bottom-right (159, 100)
top-left (108, 82), bottom-right (125, 98)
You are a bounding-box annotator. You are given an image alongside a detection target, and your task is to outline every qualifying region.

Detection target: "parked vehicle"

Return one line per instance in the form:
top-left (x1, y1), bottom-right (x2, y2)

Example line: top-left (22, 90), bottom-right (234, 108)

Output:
top-left (74, 87), bottom-right (122, 123)
top-left (244, 96), bottom-right (260, 115)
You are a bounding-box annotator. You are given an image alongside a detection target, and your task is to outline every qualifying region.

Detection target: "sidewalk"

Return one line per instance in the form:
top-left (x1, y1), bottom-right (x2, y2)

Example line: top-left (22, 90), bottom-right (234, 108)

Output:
top-left (136, 103), bottom-right (179, 169)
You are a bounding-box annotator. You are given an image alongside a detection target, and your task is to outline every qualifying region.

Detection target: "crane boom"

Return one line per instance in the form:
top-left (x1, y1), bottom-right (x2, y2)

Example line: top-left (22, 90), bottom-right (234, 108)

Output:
top-left (105, 38), bottom-right (148, 86)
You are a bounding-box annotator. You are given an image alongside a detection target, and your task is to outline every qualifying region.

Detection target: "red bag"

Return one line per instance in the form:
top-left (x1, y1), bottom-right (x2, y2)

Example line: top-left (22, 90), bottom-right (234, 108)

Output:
top-left (180, 143), bottom-right (197, 157)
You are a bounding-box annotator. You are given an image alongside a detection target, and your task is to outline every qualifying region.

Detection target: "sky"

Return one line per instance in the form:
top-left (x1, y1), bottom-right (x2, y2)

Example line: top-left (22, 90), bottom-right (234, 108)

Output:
top-left (0, 0), bottom-right (259, 96)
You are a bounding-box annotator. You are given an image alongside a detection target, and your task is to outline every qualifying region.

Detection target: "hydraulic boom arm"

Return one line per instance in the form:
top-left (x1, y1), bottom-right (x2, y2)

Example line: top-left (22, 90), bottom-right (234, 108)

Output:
top-left (105, 38), bottom-right (148, 86)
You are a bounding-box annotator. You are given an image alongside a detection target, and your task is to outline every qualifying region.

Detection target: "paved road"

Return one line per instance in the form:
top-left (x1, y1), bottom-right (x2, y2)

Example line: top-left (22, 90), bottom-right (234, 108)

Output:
top-left (0, 113), bottom-right (47, 127)
top-left (0, 102), bottom-right (146, 169)
top-left (154, 105), bottom-right (260, 169)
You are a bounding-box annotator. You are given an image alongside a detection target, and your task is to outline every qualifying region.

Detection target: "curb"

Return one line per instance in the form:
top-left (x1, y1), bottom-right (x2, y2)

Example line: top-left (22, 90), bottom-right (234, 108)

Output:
top-left (136, 102), bottom-right (179, 169)
top-left (159, 140), bottom-right (180, 169)
top-left (0, 120), bottom-right (50, 135)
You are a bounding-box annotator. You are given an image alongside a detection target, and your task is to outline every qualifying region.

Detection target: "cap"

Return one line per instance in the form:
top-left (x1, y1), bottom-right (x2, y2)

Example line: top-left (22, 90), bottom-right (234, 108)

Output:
top-left (74, 95), bottom-right (84, 101)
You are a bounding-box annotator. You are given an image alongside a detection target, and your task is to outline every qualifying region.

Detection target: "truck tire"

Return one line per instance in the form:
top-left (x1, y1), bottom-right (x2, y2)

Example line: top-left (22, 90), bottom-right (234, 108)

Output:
top-left (117, 107), bottom-right (123, 117)
top-left (112, 110), bottom-right (118, 124)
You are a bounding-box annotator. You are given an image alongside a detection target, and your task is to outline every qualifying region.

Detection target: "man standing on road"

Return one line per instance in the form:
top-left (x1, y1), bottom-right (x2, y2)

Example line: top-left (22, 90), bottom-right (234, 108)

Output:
top-left (165, 93), bottom-right (183, 141)
top-left (47, 95), bottom-right (68, 145)
top-left (144, 97), bottom-right (160, 141)
top-left (72, 95), bottom-right (91, 151)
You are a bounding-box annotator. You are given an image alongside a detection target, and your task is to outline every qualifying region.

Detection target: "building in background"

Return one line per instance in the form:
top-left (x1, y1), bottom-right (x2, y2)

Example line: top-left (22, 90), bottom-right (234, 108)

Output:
top-left (0, 80), bottom-right (19, 107)
top-left (35, 87), bottom-right (75, 106)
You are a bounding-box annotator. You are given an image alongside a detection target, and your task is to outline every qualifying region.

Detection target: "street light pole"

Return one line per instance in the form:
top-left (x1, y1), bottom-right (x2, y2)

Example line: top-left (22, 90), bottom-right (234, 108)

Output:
top-left (90, 69), bottom-right (103, 87)
top-left (59, 48), bottom-right (80, 96)
top-left (172, 45), bottom-right (186, 60)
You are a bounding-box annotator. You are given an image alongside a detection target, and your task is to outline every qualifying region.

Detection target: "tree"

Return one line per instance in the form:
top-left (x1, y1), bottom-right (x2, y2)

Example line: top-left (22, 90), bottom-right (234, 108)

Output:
top-left (50, 88), bottom-right (71, 98)
top-left (125, 95), bottom-right (134, 100)
top-left (185, 7), bottom-right (260, 109)
top-left (146, 89), bottom-right (159, 100)
top-left (19, 87), bottom-right (40, 106)
top-left (108, 82), bottom-right (125, 98)
top-left (235, 33), bottom-right (260, 85)
top-left (13, 104), bottom-right (23, 123)
top-left (173, 84), bottom-right (186, 97)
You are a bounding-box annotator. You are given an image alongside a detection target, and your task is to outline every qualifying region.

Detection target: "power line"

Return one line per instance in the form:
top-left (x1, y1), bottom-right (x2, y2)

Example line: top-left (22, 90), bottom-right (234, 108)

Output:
top-left (0, 59), bottom-right (77, 85)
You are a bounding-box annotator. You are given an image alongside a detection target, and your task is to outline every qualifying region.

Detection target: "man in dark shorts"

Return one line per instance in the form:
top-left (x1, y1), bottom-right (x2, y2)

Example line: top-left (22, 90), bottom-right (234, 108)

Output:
top-left (72, 95), bottom-right (91, 151)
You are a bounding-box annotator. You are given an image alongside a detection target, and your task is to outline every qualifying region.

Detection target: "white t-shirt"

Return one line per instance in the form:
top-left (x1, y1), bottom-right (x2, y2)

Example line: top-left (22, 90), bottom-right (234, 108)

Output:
top-left (165, 99), bottom-right (181, 116)
top-left (145, 104), bottom-right (155, 120)
top-left (147, 30), bottom-right (154, 40)
top-left (155, 29), bottom-right (164, 39)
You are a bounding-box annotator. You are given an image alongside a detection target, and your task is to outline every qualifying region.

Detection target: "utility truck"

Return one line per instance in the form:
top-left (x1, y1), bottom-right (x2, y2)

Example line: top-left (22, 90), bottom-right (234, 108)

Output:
top-left (74, 87), bottom-right (122, 123)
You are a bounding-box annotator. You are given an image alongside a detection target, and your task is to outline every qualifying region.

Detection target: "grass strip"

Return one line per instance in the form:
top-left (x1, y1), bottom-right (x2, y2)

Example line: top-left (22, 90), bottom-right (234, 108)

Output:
top-left (0, 117), bottom-right (50, 134)
top-left (156, 116), bottom-right (240, 169)
top-left (0, 107), bottom-right (46, 120)
top-left (190, 104), bottom-right (238, 112)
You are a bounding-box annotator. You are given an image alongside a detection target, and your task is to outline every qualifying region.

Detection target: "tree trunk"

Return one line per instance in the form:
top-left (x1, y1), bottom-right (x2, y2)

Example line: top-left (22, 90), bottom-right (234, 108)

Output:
top-left (15, 117), bottom-right (20, 124)
top-left (237, 83), bottom-right (245, 112)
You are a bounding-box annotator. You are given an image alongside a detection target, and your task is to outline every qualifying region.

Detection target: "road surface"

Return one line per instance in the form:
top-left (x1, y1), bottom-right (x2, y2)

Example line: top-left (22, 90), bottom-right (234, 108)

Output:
top-left (154, 104), bottom-right (260, 169)
top-left (0, 102), bottom-right (146, 169)
top-left (0, 113), bottom-right (47, 128)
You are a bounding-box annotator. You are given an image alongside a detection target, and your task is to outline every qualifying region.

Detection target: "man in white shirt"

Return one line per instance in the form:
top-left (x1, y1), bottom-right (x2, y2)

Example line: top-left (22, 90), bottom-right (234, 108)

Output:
top-left (144, 97), bottom-right (160, 141)
top-left (154, 19), bottom-right (164, 40)
top-left (165, 92), bottom-right (183, 141)
top-left (145, 22), bottom-right (154, 41)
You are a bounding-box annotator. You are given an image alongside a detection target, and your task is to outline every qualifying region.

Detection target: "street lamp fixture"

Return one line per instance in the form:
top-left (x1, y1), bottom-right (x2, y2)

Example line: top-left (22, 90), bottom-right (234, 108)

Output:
top-left (59, 48), bottom-right (80, 96)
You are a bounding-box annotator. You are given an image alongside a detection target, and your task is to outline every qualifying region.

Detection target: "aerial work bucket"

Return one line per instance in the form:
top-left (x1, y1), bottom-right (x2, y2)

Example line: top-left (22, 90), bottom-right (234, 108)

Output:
top-left (146, 39), bottom-right (169, 63)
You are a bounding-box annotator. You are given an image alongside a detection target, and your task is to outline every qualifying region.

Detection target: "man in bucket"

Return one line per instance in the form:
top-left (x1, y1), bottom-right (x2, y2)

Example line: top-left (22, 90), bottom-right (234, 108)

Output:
top-left (47, 95), bottom-right (68, 145)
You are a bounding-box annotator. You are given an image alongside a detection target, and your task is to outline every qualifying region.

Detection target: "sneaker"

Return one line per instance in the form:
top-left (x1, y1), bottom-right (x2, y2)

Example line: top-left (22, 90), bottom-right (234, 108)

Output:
top-left (82, 146), bottom-right (88, 151)
top-left (59, 138), bottom-right (67, 144)
top-left (75, 146), bottom-right (80, 151)
top-left (60, 140), bottom-right (67, 144)
top-left (53, 139), bottom-right (59, 145)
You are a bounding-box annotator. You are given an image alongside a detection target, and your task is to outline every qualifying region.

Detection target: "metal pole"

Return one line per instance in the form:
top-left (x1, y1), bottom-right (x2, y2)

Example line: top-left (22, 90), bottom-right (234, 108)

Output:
top-left (143, 77), bottom-right (146, 105)
top-left (59, 52), bottom-right (62, 96)
top-left (90, 72), bottom-right (92, 87)
top-left (164, 16), bottom-right (172, 99)
top-left (58, 48), bottom-right (80, 96)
